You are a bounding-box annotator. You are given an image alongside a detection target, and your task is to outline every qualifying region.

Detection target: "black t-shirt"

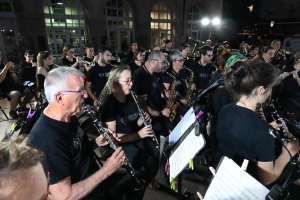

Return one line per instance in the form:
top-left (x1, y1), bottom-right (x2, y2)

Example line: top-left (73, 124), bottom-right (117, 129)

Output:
top-left (126, 51), bottom-right (134, 64)
top-left (27, 113), bottom-right (104, 199)
top-left (61, 57), bottom-right (76, 66)
top-left (132, 66), bottom-right (165, 111)
top-left (83, 56), bottom-right (94, 62)
top-left (282, 65), bottom-right (300, 99)
top-left (99, 94), bottom-right (159, 170)
top-left (28, 113), bottom-right (99, 184)
top-left (161, 49), bottom-right (170, 57)
top-left (86, 63), bottom-right (113, 97)
top-left (20, 61), bottom-right (36, 82)
top-left (128, 61), bottom-right (140, 75)
top-left (99, 94), bottom-right (140, 134)
top-left (216, 104), bottom-right (276, 162)
top-left (188, 61), bottom-right (214, 91)
top-left (161, 68), bottom-right (187, 97)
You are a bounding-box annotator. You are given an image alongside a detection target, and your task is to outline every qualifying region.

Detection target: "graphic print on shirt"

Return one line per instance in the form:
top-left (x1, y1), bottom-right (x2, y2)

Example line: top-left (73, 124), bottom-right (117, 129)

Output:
top-left (120, 112), bottom-right (139, 125)
top-left (73, 126), bottom-right (85, 149)
top-left (99, 72), bottom-right (110, 78)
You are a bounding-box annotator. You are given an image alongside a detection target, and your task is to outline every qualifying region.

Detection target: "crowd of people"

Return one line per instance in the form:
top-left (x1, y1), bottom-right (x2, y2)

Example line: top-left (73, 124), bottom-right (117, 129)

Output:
top-left (1, 37), bottom-right (300, 199)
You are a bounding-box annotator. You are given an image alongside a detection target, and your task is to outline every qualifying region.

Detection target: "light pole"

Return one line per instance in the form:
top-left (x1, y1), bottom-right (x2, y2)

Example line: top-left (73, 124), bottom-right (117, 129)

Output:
top-left (201, 17), bottom-right (220, 40)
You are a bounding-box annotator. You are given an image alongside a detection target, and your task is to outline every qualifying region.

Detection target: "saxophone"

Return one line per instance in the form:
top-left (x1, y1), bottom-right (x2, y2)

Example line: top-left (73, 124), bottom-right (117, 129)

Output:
top-left (184, 66), bottom-right (194, 107)
top-left (165, 71), bottom-right (179, 122)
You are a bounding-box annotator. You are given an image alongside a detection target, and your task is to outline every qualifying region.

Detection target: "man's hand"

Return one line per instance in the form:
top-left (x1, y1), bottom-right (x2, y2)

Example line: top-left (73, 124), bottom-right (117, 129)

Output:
top-left (102, 147), bottom-right (127, 176)
top-left (161, 108), bottom-right (170, 117)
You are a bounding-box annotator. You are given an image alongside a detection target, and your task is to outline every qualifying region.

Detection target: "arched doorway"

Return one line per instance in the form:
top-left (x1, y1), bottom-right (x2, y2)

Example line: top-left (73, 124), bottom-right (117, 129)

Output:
top-left (104, 0), bottom-right (134, 52)
top-left (151, 2), bottom-right (172, 48)
top-left (43, 0), bottom-right (88, 63)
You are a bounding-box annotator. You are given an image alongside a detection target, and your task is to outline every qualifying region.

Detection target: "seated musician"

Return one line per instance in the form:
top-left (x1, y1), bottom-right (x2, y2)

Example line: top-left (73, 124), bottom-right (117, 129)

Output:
top-left (188, 46), bottom-right (215, 93)
top-left (98, 65), bottom-right (159, 199)
top-left (281, 52), bottom-right (300, 122)
top-left (161, 50), bottom-right (191, 124)
top-left (252, 46), bottom-right (275, 63)
top-left (27, 67), bottom-right (141, 200)
top-left (270, 39), bottom-right (286, 68)
top-left (128, 47), bottom-right (146, 75)
top-left (132, 50), bottom-right (174, 137)
top-left (61, 44), bottom-right (85, 72)
top-left (216, 60), bottom-right (300, 195)
top-left (36, 51), bottom-right (52, 103)
top-left (0, 140), bottom-right (53, 200)
top-left (20, 50), bottom-right (36, 84)
top-left (0, 60), bottom-right (34, 119)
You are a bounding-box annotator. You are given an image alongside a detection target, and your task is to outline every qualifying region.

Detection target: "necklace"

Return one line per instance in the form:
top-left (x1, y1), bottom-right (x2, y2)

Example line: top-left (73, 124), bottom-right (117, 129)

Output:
top-left (236, 101), bottom-right (255, 111)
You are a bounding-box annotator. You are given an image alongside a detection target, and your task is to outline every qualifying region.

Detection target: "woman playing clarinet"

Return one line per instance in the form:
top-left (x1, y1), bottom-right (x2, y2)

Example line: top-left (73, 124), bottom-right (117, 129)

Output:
top-left (216, 60), bottom-right (300, 197)
top-left (98, 65), bottom-right (159, 200)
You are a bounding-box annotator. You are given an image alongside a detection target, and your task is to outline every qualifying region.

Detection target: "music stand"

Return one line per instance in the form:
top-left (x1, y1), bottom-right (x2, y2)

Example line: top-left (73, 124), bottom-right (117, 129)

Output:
top-left (168, 120), bottom-right (206, 199)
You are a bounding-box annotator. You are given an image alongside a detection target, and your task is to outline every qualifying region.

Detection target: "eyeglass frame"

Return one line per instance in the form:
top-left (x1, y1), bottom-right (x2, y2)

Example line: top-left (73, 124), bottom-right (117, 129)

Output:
top-left (118, 79), bottom-right (132, 85)
top-left (54, 88), bottom-right (87, 96)
top-left (174, 59), bottom-right (185, 63)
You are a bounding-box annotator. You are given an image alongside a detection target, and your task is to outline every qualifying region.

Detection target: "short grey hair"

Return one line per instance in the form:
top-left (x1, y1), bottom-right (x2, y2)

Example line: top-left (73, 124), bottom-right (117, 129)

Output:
top-left (146, 50), bottom-right (164, 62)
top-left (44, 67), bottom-right (84, 103)
top-left (168, 50), bottom-right (184, 64)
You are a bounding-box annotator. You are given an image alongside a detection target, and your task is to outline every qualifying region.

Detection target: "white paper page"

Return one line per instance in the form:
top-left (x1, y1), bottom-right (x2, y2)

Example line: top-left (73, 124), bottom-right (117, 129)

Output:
top-left (204, 157), bottom-right (269, 200)
top-left (168, 107), bottom-right (196, 147)
top-left (169, 127), bottom-right (205, 182)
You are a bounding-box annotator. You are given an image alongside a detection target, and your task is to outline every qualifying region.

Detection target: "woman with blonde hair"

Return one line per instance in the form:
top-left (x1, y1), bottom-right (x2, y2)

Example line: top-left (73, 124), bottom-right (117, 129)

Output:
top-left (98, 65), bottom-right (159, 200)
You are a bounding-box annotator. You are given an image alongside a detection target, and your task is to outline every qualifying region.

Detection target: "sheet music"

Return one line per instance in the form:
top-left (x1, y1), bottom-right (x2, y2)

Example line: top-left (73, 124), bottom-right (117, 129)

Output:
top-left (168, 107), bottom-right (196, 147)
top-left (169, 126), bottom-right (205, 182)
top-left (204, 157), bottom-right (269, 200)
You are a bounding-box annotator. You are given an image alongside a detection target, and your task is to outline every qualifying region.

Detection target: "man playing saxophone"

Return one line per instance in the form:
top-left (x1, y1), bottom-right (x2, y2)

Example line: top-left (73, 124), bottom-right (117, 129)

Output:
top-left (132, 50), bottom-right (174, 137)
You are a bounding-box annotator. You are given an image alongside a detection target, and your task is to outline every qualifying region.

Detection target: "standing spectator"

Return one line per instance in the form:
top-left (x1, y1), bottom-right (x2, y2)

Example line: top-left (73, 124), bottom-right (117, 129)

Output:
top-left (126, 41), bottom-right (138, 64)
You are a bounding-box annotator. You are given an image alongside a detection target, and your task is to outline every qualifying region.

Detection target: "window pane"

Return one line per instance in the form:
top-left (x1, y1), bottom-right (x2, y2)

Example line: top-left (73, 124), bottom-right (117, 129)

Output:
top-left (71, 7), bottom-right (78, 15)
top-left (44, 6), bottom-right (50, 14)
top-left (65, 7), bottom-right (71, 14)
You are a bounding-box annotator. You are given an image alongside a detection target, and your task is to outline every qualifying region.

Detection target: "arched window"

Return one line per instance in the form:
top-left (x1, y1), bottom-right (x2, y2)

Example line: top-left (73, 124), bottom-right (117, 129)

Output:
top-left (187, 6), bottom-right (201, 40)
top-left (44, 0), bottom-right (87, 62)
top-left (0, 0), bottom-right (20, 63)
top-left (151, 2), bottom-right (171, 48)
top-left (104, 0), bottom-right (134, 52)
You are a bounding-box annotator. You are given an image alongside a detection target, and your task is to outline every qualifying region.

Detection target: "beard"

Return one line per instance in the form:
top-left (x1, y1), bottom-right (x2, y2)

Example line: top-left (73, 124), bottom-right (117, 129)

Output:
top-left (101, 57), bottom-right (110, 65)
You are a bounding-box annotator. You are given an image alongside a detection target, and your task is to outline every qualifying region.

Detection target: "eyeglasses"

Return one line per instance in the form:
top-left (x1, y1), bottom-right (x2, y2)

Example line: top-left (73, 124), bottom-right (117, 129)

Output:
top-left (151, 59), bottom-right (167, 64)
top-left (174, 59), bottom-right (185, 63)
top-left (206, 55), bottom-right (214, 57)
top-left (27, 55), bottom-right (34, 58)
top-left (55, 88), bottom-right (87, 96)
top-left (118, 79), bottom-right (132, 85)
top-left (68, 51), bottom-right (75, 54)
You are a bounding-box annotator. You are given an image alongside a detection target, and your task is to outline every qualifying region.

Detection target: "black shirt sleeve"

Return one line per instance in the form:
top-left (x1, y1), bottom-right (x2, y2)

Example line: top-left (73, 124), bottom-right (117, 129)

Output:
top-left (99, 95), bottom-right (117, 122)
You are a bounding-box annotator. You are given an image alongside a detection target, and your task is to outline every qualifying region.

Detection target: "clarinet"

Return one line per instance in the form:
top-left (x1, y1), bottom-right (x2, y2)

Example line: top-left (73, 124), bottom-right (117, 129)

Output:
top-left (266, 99), bottom-right (292, 139)
top-left (130, 91), bottom-right (160, 151)
top-left (82, 104), bottom-right (145, 190)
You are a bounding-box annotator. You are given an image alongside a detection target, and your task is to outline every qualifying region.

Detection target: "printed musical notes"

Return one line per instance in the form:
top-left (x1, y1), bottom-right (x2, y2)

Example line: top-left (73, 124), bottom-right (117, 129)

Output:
top-left (204, 157), bottom-right (269, 200)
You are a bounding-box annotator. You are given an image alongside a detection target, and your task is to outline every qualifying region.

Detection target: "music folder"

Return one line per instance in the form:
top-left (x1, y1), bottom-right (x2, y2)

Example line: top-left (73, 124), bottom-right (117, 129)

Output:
top-left (204, 156), bottom-right (269, 200)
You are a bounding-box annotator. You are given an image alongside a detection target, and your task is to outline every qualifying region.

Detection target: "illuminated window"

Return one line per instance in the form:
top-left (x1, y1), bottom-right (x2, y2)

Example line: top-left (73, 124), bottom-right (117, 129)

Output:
top-left (104, 0), bottom-right (134, 52)
top-left (151, 2), bottom-right (171, 48)
top-left (43, 0), bottom-right (87, 62)
top-left (187, 6), bottom-right (201, 39)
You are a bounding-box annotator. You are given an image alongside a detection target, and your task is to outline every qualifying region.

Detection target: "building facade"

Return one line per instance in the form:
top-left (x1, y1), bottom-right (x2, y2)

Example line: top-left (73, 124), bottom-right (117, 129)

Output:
top-left (0, 0), bottom-right (223, 63)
